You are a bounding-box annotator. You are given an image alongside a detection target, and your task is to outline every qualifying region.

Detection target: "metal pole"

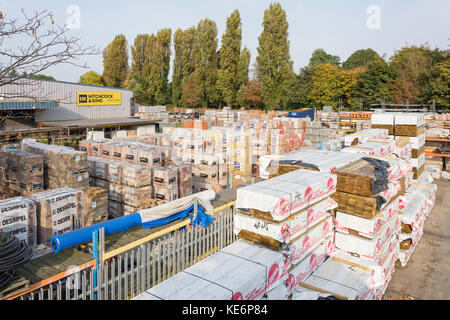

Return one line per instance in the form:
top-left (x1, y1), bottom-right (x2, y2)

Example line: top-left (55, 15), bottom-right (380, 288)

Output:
top-left (92, 229), bottom-right (98, 300)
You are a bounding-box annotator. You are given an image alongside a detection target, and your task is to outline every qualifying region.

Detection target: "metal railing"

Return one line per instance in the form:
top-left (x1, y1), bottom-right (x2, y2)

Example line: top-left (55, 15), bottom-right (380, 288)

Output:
top-left (18, 205), bottom-right (236, 300)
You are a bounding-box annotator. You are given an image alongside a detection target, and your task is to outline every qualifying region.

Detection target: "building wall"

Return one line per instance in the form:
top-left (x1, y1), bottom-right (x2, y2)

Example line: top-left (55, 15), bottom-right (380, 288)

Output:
top-left (0, 79), bottom-right (133, 121)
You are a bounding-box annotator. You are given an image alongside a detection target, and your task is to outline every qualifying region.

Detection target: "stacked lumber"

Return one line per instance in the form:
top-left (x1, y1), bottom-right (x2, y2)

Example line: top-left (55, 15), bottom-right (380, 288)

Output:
top-left (30, 188), bottom-right (83, 246)
top-left (371, 113), bottom-right (395, 135)
top-left (235, 169), bottom-right (337, 298)
top-left (343, 128), bottom-right (389, 147)
top-left (0, 149), bottom-right (44, 197)
top-left (22, 141), bottom-right (88, 191)
top-left (0, 197), bottom-right (37, 247)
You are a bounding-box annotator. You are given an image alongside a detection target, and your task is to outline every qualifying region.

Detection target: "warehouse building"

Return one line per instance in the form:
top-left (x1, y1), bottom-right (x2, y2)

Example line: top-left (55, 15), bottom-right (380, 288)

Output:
top-left (0, 78), bottom-right (134, 129)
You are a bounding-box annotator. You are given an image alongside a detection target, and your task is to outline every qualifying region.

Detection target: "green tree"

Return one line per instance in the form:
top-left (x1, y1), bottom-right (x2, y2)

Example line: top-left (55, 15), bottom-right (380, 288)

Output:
top-left (343, 49), bottom-right (382, 69)
top-left (152, 28), bottom-right (172, 105)
top-left (338, 67), bottom-right (365, 109)
top-left (102, 34), bottom-right (128, 88)
top-left (217, 10), bottom-right (242, 107)
top-left (193, 18), bottom-right (219, 108)
top-left (354, 59), bottom-right (395, 107)
top-left (236, 46), bottom-right (251, 107)
top-left (256, 2), bottom-right (293, 109)
top-left (172, 29), bottom-right (185, 107)
top-left (127, 34), bottom-right (153, 104)
top-left (420, 56), bottom-right (450, 108)
top-left (29, 74), bottom-right (56, 81)
top-left (79, 71), bottom-right (103, 86)
top-left (181, 73), bottom-right (201, 108)
top-left (309, 48), bottom-right (340, 67)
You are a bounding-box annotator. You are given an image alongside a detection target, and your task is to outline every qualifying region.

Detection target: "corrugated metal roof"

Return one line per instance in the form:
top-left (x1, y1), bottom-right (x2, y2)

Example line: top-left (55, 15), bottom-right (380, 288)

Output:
top-left (0, 100), bottom-right (59, 110)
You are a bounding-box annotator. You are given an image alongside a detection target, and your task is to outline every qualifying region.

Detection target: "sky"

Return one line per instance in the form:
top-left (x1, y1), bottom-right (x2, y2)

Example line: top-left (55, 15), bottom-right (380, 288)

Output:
top-left (2, 0), bottom-right (449, 82)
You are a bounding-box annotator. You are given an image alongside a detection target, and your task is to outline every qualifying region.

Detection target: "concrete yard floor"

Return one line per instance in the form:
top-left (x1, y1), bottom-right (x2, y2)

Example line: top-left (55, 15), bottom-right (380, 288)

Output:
top-left (383, 179), bottom-right (450, 300)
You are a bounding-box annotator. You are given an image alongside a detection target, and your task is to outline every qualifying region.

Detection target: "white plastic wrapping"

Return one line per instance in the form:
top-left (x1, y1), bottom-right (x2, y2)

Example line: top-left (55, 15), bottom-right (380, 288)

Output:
top-left (236, 169), bottom-right (336, 221)
top-left (234, 197), bottom-right (337, 243)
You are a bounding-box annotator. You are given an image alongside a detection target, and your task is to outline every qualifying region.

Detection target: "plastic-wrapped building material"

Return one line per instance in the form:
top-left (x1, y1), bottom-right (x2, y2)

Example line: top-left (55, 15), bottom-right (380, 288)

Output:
top-left (234, 197), bottom-right (337, 244)
top-left (334, 214), bottom-right (400, 260)
top-left (335, 197), bottom-right (400, 239)
top-left (288, 216), bottom-right (334, 265)
top-left (342, 140), bottom-right (398, 157)
top-left (0, 196), bottom-right (37, 247)
top-left (258, 150), bottom-right (362, 179)
top-left (134, 239), bottom-right (289, 300)
top-left (30, 188), bottom-right (83, 246)
top-left (297, 258), bottom-right (376, 300)
top-left (236, 169), bottom-right (337, 221)
top-left (343, 129), bottom-right (389, 147)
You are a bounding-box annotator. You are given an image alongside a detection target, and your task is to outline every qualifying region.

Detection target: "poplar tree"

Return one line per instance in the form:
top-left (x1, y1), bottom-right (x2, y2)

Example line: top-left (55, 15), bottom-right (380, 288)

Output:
top-left (256, 3), bottom-right (293, 109)
top-left (236, 46), bottom-right (251, 106)
top-left (128, 34), bottom-right (152, 104)
top-left (217, 10), bottom-right (242, 107)
top-left (102, 34), bottom-right (128, 88)
top-left (193, 18), bottom-right (219, 108)
top-left (172, 28), bottom-right (184, 106)
top-left (153, 28), bottom-right (172, 105)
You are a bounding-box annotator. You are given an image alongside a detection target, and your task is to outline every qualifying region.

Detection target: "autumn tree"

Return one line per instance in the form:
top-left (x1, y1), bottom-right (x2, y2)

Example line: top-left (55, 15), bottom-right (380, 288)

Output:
top-left (309, 48), bottom-right (340, 67)
top-left (102, 34), bottom-right (128, 88)
top-left (307, 63), bottom-right (341, 108)
top-left (338, 67), bottom-right (365, 109)
top-left (236, 46), bottom-right (251, 107)
top-left (217, 10), bottom-right (242, 107)
top-left (420, 55), bottom-right (450, 108)
top-left (79, 71), bottom-right (104, 86)
top-left (342, 49), bottom-right (382, 69)
top-left (181, 73), bottom-right (201, 108)
top-left (256, 2), bottom-right (293, 109)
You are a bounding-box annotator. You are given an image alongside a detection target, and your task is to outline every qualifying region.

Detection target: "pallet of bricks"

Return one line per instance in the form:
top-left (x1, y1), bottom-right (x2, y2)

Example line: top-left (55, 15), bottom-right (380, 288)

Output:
top-left (22, 141), bottom-right (89, 191)
top-left (132, 168), bottom-right (338, 300)
top-left (0, 148), bottom-right (44, 198)
top-left (82, 138), bottom-right (190, 217)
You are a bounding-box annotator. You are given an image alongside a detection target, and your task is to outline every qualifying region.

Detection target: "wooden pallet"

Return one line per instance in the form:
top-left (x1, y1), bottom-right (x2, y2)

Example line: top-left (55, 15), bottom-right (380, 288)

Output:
top-left (0, 274), bottom-right (30, 299)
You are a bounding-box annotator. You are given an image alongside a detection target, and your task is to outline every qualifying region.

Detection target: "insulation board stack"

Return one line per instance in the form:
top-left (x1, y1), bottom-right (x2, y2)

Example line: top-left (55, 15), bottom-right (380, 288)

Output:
top-left (330, 157), bottom-right (402, 298)
top-left (397, 183), bottom-right (436, 266)
top-left (394, 114), bottom-right (426, 180)
top-left (0, 149), bottom-right (44, 197)
top-left (235, 169), bottom-right (338, 298)
top-left (30, 188), bottom-right (83, 246)
top-left (0, 196), bottom-right (37, 247)
top-left (343, 128), bottom-right (389, 147)
top-left (134, 239), bottom-right (290, 300)
top-left (371, 113), bottom-right (395, 135)
top-left (22, 141), bottom-right (88, 191)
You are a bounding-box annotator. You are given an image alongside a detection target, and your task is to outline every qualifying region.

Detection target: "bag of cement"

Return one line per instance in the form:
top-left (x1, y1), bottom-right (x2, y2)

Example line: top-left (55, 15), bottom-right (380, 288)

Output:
top-left (0, 197), bottom-right (37, 247)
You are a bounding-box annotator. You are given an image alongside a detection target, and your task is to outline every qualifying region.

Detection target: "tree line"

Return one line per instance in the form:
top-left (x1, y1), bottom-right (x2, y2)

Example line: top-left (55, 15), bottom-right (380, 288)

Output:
top-left (79, 2), bottom-right (449, 110)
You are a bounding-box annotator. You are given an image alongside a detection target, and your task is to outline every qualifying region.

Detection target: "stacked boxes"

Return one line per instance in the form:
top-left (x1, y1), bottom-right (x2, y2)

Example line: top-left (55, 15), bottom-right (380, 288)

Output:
top-left (82, 187), bottom-right (108, 227)
top-left (152, 167), bottom-right (178, 201)
top-left (0, 196), bottom-right (37, 247)
top-left (22, 141), bottom-right (89, 191)
top-left (30, 188), bottom-right (83, 246)
top-left (172, 163), bottom-right (193, 198)
top-left (0, 149), bottom-right (44, 197)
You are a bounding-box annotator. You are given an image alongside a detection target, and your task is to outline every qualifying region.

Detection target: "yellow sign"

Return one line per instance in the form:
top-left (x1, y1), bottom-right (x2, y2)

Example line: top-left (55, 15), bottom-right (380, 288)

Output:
top-left (77, 92), bottom-right (121, 106)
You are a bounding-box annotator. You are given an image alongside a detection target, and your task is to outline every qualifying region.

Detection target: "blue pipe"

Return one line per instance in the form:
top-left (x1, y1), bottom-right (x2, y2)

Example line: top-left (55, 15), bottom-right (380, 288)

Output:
top-left (50, 213), bottom-right (142, 253)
